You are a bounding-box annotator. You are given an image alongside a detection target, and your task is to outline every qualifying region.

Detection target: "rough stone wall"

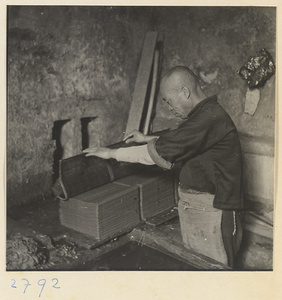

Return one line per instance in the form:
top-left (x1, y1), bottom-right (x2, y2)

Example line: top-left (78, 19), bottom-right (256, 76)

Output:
top-left (7, 6), bottom-right (276, 209)
top-left (7, 6), bottom-right (153, 207)
top-left (151, 7), bottom-right (276, 208)
top-left (152, 7), bottom-right (275, 137)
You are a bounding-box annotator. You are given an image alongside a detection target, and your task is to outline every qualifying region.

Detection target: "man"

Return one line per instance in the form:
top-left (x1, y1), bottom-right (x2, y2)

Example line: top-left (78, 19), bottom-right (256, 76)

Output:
top-left (83, 66), bottom-right (243, 268)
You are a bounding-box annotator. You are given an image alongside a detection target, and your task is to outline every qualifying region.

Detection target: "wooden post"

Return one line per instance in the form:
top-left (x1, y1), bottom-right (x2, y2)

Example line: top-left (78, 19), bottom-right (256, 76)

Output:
top-left (143, 49), bottom-right (160, 135)
top-left (125, 32), bottom-right (158, 137)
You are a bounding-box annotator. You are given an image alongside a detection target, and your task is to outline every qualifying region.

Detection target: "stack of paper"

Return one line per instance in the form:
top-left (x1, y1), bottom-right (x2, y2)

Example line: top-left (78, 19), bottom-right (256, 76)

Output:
top-left (114, 170), bottom-right (176, 220)
top-left (60, 183), bottom-right (140, 241)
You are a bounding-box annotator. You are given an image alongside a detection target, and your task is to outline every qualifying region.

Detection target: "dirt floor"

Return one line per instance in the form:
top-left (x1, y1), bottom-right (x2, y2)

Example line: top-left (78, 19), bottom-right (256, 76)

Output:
top-left (6, 198), bottom-right (273, 271)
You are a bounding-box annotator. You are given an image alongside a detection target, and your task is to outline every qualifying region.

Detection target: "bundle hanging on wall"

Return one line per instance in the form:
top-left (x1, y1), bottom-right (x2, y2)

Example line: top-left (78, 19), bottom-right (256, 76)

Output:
top-left (238, 48), bottom-right (275, 89)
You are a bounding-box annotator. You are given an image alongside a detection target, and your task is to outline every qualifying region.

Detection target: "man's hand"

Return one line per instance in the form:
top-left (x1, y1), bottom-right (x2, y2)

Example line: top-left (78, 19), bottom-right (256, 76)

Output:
top-left (124, 130), bottom-right (147, 144)
top-left (83, 147), bottom-right (115, 159)
top-left (124, 130), bottom-right (158, 144)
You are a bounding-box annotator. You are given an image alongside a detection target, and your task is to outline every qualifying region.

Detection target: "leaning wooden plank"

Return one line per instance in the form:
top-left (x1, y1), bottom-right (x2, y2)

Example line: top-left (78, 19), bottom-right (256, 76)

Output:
top-left (143, 49), bottom-right (160, 135)
top-left (125, 32), bottom-right (158, 136)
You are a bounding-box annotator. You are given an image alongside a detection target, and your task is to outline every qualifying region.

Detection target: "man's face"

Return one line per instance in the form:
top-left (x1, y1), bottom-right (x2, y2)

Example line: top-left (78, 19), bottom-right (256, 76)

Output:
top-left (160, 81), bottom-right (192, 119)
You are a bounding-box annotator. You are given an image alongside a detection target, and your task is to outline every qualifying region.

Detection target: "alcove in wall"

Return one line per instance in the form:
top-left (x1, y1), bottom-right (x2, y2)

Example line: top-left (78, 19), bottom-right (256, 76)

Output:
top-left (81, 117), bottom-right (96, 150)
top-left (52, 119), bottom-right (71, 183)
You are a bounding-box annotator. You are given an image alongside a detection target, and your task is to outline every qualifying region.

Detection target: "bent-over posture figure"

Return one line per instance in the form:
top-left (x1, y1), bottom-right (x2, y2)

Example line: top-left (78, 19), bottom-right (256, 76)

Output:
top-left (84, 66), bottom-right (244, 268)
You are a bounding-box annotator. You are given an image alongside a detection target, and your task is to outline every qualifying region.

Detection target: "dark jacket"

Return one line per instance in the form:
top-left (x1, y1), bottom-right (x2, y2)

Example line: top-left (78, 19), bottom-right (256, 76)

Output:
top-left (148, 95), bottom-right (244, 210)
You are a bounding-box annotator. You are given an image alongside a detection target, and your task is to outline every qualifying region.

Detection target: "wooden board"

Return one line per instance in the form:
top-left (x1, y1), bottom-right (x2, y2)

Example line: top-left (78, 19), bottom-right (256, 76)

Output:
top-left (59, 140), bottom-right (145, 200)
top-left (107, 159), bottom-right (147, 181)
top-left (131, 225), bottom-right (231, 270)
top-left (125, 32), bottom-right (158, 136)
top-left (59, 154), bottom-right (112, 200)
top-left (59, 155), bottom-right (149, 201)
top-left (60, 183), bottom-right (141, 241)
top-left (145, 207), bottom-right (178, 226)
top-left (114, 169), bottom-right (176, 221)
top-left (243, 213), bottom-right (273, 239)
top-left (59, 131), bottom-right (168, 200)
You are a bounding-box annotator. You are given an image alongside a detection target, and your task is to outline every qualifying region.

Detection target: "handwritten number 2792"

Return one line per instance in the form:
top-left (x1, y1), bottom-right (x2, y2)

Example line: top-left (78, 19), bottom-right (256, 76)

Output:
top-left (11, 278), bottom-right (60, 297)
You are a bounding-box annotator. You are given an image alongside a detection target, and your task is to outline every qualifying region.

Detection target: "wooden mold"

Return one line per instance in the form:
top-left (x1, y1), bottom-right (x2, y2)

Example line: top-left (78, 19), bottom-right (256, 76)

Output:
top-left (59, 151), bottom-right (147, 200)
top-left (58, 130), bottom-right (168, 200)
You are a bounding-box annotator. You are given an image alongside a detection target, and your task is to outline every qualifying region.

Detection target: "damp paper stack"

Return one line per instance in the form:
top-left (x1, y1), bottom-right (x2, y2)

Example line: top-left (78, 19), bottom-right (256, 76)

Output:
top-left (114, 170), bottom-right (176, 221)
top-left (60, 183), bottom-right (140, 241)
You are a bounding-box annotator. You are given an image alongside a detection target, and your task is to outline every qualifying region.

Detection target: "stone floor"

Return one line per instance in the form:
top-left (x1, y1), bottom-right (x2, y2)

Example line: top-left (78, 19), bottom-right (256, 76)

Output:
top-left (7, 198), bottom-right (273, 271)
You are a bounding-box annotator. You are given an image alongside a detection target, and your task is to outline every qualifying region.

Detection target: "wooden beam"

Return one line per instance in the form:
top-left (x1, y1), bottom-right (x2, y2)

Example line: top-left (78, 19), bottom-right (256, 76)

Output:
top-left (243, 213), bottom-right (273, 239)
top-left (131, 226), bottom-right (231, 270)
top-left (143, 49), bottom-right (160, 135)
top-left (125, 32), bottom-right (158, 137)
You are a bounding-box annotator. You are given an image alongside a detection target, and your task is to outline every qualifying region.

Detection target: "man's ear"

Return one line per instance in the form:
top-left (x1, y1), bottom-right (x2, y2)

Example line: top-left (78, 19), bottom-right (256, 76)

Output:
top-left (181, 86), bottom-right (190, 99)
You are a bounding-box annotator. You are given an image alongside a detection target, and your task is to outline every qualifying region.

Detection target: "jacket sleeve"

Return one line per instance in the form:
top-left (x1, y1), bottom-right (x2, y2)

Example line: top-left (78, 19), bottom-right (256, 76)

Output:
top-left (147, 110), bottom-right (234, 168)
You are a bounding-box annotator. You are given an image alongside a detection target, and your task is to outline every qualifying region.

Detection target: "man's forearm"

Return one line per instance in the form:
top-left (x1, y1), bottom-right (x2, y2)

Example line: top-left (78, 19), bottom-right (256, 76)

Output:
top-left (108, 148), bottom-right (118, 159)
top-left (83, 139), bottom-right (158, 165)
top-left (111, 145), bottom-right (155, 165)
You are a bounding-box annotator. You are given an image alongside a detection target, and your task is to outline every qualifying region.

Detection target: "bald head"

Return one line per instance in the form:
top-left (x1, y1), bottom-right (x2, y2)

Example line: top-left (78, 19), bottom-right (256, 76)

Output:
top-left (159, 66), bottom-right (206, 119)
top-left (161, 66), bottom-right (200, 94)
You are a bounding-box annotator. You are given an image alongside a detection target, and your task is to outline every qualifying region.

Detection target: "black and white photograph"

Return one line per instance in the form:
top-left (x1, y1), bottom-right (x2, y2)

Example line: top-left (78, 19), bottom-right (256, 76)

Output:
top-left (3, 2), bottom-right (280, 298)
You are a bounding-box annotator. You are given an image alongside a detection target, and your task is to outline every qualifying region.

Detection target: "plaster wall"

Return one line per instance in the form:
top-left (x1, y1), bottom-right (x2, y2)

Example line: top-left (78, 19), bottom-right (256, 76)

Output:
top-left (151, 7), bottom-right (276, 209)
top-left (7, 6), bottom-right (153, 207)
top-left (7, 6), bottom-right (276, 209)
